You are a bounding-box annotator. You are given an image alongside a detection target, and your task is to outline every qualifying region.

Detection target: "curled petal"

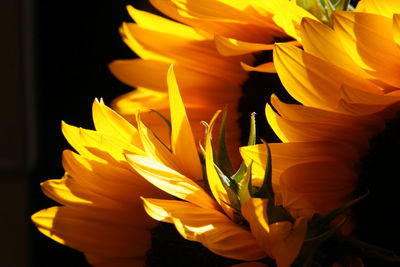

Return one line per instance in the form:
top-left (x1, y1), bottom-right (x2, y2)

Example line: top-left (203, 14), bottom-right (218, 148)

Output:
top-left (142, 198), bottom-right (266, 261)
top-left (126, 154), bottom-right (218, 210)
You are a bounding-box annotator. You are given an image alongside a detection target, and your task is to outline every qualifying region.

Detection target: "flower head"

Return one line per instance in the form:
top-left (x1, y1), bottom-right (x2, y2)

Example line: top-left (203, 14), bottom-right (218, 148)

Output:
top-left (31, 99), bottom-right (169, 266)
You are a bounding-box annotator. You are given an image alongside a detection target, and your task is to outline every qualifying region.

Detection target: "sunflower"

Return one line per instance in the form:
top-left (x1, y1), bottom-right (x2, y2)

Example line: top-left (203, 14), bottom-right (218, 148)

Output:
top-left (108, 0), bottom-right (353, 166)
top-left (126, 65), bottom-right (309, 267)
top-left (32, 65), bottom-right (313, 267)
top-left (31, 98), bottom-right (171, 266)
top-left (260, 0), bottom-right (400, 263)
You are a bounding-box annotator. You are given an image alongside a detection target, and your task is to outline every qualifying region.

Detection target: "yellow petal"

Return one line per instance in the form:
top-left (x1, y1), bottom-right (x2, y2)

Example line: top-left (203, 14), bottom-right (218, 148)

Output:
top-left (142, 197), bottom-right (267, 261)
top-left (215, 35), bottom-right (273, 56)
top-left (205, 111), bottom-right (234, 219)
top-left (240, 140), bottom-right (360, 189)
top-left (142, 197), bottom-right (192, 223)
top-left (272, 2), bottom-right (318, 41)
top-left (168, 65), bottom-right (203, 179)
top-left (241, 198), bottom-right (271, 253)
top-left (32, 206), bottom-right (151, 258)
top-left (241, 61), bottom-right (276, 73)
top-left (299, 18), bottom-right (371, 80)
top-left (122, 22), bottom-right (245, 81)
top-left (61, 121), bottom-right (144, 164)
top-left (150, 0), bottom-right (277, 43)
top-left (135, 111), bottom-right (181, 170)
top-left (170, 0), bottom-right (281, 31)
top-left (339, 84), bottom-right (400, 116)
top-left (126, 154), bottom-right (218, 210)
top-left (265, 103), bottom-right (370, 153)
top-left (61, 150), bottom-right (163, 203)
top-left (280, 161), bottom-right (358, 215)
top-left (126, 5), bottom-right (205, 40)
top-left (355, 0), bottom-right (400, 18)
top-left (270, 94), bottom-right (385, 139)
top-left (111, 87), bottom-right (169, 116)
top-left (269, 218), bottom-right (307, 267)
top-left (333, 11), bottom-right (400, 88)
top-left (92, 99), bottom-right (142, 149)
top-left (119, 22), bottom-right (172, 63)
top-left (393, 14), bottom-right (400, 46)
top-left (109, 58), bottom-right (244, 97)
top-left (273, 43), bottom-right (382, 111)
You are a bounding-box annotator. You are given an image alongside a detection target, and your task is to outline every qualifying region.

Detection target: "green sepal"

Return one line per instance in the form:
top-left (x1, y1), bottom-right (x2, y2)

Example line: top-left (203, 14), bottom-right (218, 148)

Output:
top-left (305, 217), bottom-right (347, 245)
top-left (267, 201), bottom-right (295, 224)
top-left (248, 112), bottom-right (257, 146)
top-left (216, 107), bottom-right (235, 176)
top-left (238, 161), bottom-right (253, 205)
top-left (232, 112), bottom-right (257, 183)
top-left (297, 0), bottom-right (327, 22)
top-left (322, 0), bottom-right (334, 22)
top-left (213, 163), bottom-right (241, 211)
top-left (232, 162), bottom-right (247, 183)
top-left (293, 217), bottom-right (347, 267)
top-left (296, 0), bottom-right (353, 26)
top-left (333, 0), bottom-right (351, 11)
top-left (250, 142), bottom-right (294, 223)
top-left (293, 190), bottom-right (371, 266)
top-left (253, 142), bottom-right (273, 199)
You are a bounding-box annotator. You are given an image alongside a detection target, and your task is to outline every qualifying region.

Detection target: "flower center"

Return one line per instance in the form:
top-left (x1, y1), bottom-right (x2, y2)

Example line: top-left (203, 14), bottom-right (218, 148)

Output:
top-left (354, 116), bottom-right (400, 264)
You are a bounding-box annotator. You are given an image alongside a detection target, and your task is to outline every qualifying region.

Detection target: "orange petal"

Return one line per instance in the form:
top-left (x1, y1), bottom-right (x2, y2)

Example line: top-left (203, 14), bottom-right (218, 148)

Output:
top-left (126, 154), bottom-right (218, 210)
top-left (142, 197), bottom-right (266, 261)
top-left (270, 94), bottom-right (385, 139)
top-left (61, 150), bottom-right (163, 203)
top-left (280, 161), bottom-right (358, 216)
top-left (333, 11), bottom-right (400, 88)
top-left (273, 43), bottom-right (382, 112)
top-left (92, 99), bottom-right (142, 149)
top-left (205, 111), bottom-right (234, 218)
top-left (241, 61), bottom-right (276, 73)
top-left (355, 0), bottom-right (400, 18)
top-left (167, 65), bottom-right (203, 179)
top-left (265, 103), bottom-right (370, 153)
top-left (32, 206), bottom-right (151, 259)
top-left (215, 35), bottom-right (273, 56)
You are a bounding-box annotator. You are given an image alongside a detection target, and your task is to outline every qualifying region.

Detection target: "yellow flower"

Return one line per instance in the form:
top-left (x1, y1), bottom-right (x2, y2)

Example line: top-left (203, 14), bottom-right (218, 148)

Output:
top-left (108, 1), bottom-right (352, 166)
top-left (126, 65), bottom-right (308, 266)
top-left (253, 0), bottom-right (400, 263)
top-left (271, 0), bottom-right (400, 145)
top-left (31, 99), bottom-right (168, 266)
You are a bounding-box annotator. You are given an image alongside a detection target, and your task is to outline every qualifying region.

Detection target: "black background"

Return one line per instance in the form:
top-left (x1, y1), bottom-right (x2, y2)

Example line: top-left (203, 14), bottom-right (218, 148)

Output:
top-left (30, 1), bottom-right (151, 266)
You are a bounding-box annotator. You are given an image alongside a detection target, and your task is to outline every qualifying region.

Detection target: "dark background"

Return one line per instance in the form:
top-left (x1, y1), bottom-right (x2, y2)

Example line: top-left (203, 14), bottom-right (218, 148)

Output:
top-left (29, 1), bottom-right (156, 266)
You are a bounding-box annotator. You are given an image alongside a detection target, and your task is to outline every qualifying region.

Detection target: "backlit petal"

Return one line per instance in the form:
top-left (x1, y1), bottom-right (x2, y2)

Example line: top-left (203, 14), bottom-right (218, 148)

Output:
top-left (126, 154), bottom-right (218, 210)
top-left (168, 65), bottom-right (202, 179)
top-left (205, 111), bottom-right (234, 218)
top-left (142, 197), bottom-right (266, 261)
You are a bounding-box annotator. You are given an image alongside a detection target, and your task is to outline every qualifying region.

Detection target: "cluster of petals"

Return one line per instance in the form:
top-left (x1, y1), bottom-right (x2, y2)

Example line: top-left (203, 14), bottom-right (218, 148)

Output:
top-left (108, 0), bottom-right (326, 166)
top-left (30, 1), bottom-right (327, 266)
top-left (32, 0), bottom-right (400, 266)
top-left (264, 0), bottom-right (400, 215)
top-left (32, 66), bottom-right (307, 267)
